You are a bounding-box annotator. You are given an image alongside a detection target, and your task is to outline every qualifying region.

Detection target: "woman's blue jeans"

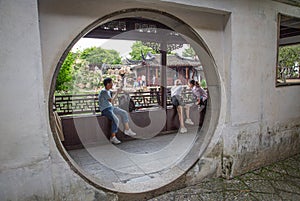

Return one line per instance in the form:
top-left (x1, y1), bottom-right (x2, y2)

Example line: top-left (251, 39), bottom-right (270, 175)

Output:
top-left (101, 106), bottom-right (129, 134)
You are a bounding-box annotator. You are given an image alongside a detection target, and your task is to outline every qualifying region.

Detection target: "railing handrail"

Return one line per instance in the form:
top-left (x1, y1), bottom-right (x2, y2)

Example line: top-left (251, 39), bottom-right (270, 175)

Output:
top-left (54, 88), bottom-right (196, 116)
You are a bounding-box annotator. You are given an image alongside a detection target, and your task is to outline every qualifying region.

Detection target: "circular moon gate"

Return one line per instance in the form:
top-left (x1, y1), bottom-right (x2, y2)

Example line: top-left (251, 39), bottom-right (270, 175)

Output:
top-left (50, 8), bottom-right (221, 194)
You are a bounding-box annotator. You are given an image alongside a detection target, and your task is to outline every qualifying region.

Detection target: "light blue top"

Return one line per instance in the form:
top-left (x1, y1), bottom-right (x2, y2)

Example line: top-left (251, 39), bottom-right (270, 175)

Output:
top-left (98, 89), bottom-right (113, 111)
top-left (171, 85), bottom-right (183, 97)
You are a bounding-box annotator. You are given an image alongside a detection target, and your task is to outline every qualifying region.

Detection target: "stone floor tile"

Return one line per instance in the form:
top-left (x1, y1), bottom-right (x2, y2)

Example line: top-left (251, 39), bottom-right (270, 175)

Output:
top-left (238, 172), bottom-right (265, 181)
top-left (284, 157), bottom-right (300, 169)
top-left (223, 179), bottom-right (249, 191)
top-left (286, 178), bottom-right (300, 190)
top-left (67, 136), bottom-right (300, 201)
top-left (194, 178), bottom-right (225, 192)
top-left (174, 193), bottom-right (203, 201)
top-left (278, 191), bottom-right (300, 200)
top-left (258, 167), bottom-right (288, 180)
top-left (81, 162), bottom-right (104, 174)
top-left (113, 166), bottom-right (145, 181)
top-left (136, 160), bottom-right (164, 174)
top-left (244, 179), bottom-right (276, 194)
top-left (148, 192), bottom-right (176, 201)
top-left (250, 192), bottom-right (282, 201)
top-left (285, 166), bottom-right (300, 178)
top-left (270, 180), bottom-right (300, 194)
top-left (149, 155), bottom-right (300, 201)
top-left (198, 192), bottom-right (224, 200)
top-left (224, 191), bottom-right (255, 201)
top-left (265, 163), bottom-right (289, 175)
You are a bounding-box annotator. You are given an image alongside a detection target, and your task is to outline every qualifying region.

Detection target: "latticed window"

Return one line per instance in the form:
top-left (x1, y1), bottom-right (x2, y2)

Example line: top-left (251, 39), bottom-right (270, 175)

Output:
top-left (277, 14), bottom-right (300, 86)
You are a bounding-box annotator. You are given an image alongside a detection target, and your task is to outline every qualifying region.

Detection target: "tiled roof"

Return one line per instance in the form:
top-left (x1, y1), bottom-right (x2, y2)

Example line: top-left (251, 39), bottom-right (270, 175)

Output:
top-left (125, 53), bottom-right (201, 67)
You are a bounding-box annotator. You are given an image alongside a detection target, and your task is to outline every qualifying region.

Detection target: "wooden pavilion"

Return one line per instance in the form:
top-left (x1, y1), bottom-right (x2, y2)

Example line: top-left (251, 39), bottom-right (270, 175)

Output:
top-left (85, 17), bottom-right (189, 108)
top-left (125, 52), bottom-right (202, 86)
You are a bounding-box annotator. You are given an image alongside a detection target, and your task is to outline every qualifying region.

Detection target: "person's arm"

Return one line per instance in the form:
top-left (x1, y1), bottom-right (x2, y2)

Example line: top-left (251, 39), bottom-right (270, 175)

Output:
top-left (109, 88), bottom-right (122, 104)
top-left (199, 87), bottom-right (207, 103)
top-left (194, 88), bottom-right (201, 105)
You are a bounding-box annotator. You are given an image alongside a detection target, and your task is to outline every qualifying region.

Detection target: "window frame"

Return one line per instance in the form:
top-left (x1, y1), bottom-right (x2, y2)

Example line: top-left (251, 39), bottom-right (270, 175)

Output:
top-left (276, 13), bottom-right (300, 87)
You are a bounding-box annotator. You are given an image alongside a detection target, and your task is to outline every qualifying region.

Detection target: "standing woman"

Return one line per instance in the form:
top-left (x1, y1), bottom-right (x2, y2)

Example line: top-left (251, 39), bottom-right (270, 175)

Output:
top-left (171, 79), bottom-right (194, 133)
top-left (189, 80), bottom-right (208, 107)
top-left (171, 79), bottom-right (187, 133)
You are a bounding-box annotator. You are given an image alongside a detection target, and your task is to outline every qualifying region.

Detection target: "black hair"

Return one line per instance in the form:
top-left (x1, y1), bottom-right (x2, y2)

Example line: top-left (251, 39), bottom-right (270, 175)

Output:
top-left (189, 79), bottom-right (196, 85)
top-left (189, 79), bottom-right (200, 87)
top-left (103, 77), bottom-right (112, 86)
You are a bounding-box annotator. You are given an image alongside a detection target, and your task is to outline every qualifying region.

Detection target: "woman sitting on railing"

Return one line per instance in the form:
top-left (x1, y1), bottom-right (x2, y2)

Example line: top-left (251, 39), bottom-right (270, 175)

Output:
top-left (98, 77), bottom-right (136, 145)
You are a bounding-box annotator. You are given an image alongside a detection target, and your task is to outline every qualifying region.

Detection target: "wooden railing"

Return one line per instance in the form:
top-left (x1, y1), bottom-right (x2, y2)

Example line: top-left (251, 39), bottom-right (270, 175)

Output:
top-left (54, 94), bottom-right (99, 116)
top-left (54, 88), bottom-right (195, 116)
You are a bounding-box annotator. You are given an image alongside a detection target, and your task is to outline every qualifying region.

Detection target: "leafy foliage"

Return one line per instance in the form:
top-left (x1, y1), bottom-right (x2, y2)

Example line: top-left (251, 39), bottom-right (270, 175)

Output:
top-left (56, 52), bottom-right (75, 91)
top-left (80, 46), bottom-right (121, 65)
top-left (278, 44), bottom-right (300, 80)
top-left (200, 79), bottom-right (207, 88)
top-left (71, 59), bottom-right (102, 93)
top-left (278, 44), bottom-right (300, 68)
top-left (55, 46), bottom-right (123, 94)
top-left (182, 46), bottom-right (196, 58)
top-left (129, 41), bottom-right (157, 60)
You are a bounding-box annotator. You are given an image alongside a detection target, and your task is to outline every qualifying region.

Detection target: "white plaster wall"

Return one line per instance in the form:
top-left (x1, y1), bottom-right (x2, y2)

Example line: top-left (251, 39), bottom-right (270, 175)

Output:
top-left (0, 0), bottom-right (299, 200)
top-left (38, 0), bottom-right (300, 182)
top-left (162, 0), bottom-right (300, 175)
top-left (0, 0), bottom-right (52, 199)
top-left (0, 0), bottom-right (114, 200)
top-left (0, 0), bottom-right (47, 170)
top-left (220, 0), bottom-right (300, 175)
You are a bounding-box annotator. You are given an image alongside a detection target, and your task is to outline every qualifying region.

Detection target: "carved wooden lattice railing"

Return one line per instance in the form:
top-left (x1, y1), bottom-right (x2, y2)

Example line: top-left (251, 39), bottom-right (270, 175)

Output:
top-left (54, 88), bottom-right (195, 116)
top-left (54, 94), bottom-right (99, 116)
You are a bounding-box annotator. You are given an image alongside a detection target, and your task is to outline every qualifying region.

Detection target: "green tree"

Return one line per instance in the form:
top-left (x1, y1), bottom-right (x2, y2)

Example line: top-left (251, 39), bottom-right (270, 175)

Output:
top-left (129, 41), bottom-right (157, 60)
top-left (279, 45), bottom-right (300, 67)
top-left (56, 52), bottom-right (75, 91)
top-left (200, 79), bottom-right (207, 88)
top-left (72, 61), bottom-right (102, 92)
top-left (182, 46), bottom-right (196, 58)
top-left (80, 46), bottom-right (121, 65)
top-left (278, 44), bottom-right (300, 79)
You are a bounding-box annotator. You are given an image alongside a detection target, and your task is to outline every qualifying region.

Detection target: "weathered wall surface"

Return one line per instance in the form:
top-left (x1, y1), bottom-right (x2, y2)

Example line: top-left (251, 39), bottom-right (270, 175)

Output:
top-left (0, 0), bottom-right (116, 200)
top-left (0, 0), bottom-right (299, 200)
top-left (214, 0), bottom-right (300, 177)
top-left (0, 0), bottom-right (52, 200)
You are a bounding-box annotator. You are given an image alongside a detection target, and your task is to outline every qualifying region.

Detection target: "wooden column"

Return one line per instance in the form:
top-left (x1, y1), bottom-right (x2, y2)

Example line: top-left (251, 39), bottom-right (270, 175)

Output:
top-left (160, 42), bottom-right (167, 110)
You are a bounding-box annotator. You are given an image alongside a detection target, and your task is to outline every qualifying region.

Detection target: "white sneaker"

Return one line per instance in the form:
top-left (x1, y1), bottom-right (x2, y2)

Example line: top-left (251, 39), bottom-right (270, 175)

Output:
top-left (110, 136), bottom-right (121, 144)
top-left (185, 118), bottom-right (194, 125)
top-left (124, 129), bottom-right (136, 136)
top-left (180, 127), bottom-right (187, 133)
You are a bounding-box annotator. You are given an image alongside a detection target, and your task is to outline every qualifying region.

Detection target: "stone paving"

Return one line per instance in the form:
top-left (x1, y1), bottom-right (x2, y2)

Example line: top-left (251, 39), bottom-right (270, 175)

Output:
top-left (149, 153), bottom-right (300, 201)
top-left (68, 132), bottom-right (198, 192)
